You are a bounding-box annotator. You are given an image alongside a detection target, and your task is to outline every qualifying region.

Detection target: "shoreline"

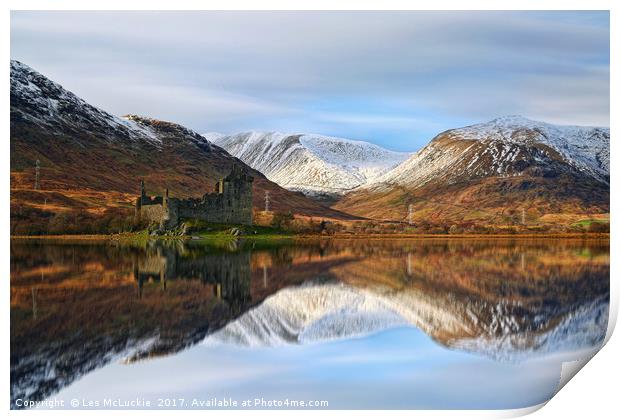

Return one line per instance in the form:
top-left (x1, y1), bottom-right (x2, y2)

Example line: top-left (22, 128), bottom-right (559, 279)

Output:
top-left (10, 232), bottom-right (610, 240)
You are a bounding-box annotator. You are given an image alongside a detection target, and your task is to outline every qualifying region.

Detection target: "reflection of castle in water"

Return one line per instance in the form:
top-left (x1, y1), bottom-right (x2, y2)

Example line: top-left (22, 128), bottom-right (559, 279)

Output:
top-left (133, 245), bottom-right (251, 312)
top-left (10, 238), bottom-right (610, 408)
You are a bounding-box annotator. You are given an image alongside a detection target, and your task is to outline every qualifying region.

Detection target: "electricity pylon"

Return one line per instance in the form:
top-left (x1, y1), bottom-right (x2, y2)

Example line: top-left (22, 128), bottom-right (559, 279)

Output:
top-left (34, 160), bottom-right (40, 190)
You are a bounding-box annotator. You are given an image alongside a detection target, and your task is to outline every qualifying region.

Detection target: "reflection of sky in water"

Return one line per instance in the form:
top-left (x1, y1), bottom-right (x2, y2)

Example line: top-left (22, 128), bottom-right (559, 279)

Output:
top-left (50, 327), bottom-right (596, 409)
top-left (14, 238), bottom-right (606, 409)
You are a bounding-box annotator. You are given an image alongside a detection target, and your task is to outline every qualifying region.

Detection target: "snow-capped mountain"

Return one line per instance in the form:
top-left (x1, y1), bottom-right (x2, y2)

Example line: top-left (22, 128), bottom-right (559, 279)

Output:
top-left (335, 116), bottom-right (610, 222)
top-left (203, 282), bottom-right (607, 361)
top-left (209, 131), bottom-right (410, 196)
top-left (450, 116), bottom-right (609, 180)
top-left (373, 115), bottom-right (609, 189)
top-left (10, 60), bottom-right (166, 145)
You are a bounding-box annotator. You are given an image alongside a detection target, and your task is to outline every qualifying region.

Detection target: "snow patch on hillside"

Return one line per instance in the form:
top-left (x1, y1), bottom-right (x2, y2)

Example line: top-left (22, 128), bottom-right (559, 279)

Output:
top-left (368, 115), bottom-right (609, 191)
top-left (300, 134), bottom-right (410, 182)
top-left (11, 60), bottom-right (163, 145)
top-left (211, 131), bottom-right (410, 195)
top-left (453, 296), bottom-right (609, 362)
top-left (450, 115), bottom-right (609, 180)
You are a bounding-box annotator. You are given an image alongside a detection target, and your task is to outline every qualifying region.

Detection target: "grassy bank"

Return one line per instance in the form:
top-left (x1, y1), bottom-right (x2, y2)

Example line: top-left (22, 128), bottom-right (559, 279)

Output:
top-left (9, 217), bottom-right (611, 242)
top-left (11, 231), bottom-right (609, 242)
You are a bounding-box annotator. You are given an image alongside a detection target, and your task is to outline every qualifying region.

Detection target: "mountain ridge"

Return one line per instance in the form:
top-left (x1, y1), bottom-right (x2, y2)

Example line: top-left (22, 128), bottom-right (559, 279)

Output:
top-left (209, 131), bottom-right (410, 196)
top-left (334, 115), bottom-right (609, 225)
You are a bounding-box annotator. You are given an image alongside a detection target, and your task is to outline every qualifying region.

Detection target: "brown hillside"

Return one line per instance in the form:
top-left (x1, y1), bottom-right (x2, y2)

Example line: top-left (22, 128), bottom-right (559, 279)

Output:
top-left (10, 61), bottom-right (355, 234)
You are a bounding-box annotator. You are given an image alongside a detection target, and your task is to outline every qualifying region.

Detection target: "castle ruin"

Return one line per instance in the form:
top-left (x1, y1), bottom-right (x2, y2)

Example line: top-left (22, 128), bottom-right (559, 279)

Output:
top-left (136, 165), bottom-right (254, 228)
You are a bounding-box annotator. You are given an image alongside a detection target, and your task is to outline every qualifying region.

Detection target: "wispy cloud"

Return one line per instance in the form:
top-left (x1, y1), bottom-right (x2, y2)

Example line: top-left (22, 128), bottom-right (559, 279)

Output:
top-left (10, 11), bottom-right (609, 151)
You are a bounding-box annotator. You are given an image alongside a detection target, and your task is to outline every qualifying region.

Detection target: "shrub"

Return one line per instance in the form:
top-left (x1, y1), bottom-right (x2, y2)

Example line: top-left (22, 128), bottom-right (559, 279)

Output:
top-left (270, 211), bottom-right (295, 230)
top-left (589, 221), bottom-right (610, 233)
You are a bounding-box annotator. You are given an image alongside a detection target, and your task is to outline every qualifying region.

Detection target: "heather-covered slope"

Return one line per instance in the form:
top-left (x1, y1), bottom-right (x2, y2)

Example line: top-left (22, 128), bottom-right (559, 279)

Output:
top-left (10, 60), bottom-right (353, 234)
top-left (335, 116), bottom-right (609, 225)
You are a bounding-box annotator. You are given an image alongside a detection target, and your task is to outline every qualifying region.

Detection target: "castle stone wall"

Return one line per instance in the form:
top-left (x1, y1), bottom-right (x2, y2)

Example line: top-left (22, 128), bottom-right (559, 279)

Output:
top-left (136, 167), bottom-right (254, 229)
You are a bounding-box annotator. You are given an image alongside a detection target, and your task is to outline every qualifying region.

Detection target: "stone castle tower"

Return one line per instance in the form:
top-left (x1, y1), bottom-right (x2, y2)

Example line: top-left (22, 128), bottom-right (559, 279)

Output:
top-left (136, 165), bottom-right (254, 228)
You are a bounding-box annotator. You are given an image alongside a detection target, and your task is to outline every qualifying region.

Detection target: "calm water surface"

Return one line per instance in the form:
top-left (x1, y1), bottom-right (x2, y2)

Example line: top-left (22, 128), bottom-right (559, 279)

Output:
top-left (10, 238), bottom-right (609, 409)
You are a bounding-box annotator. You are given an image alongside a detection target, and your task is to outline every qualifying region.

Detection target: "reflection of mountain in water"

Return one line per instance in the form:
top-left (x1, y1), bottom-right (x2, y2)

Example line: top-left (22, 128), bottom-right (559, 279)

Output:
top-left (204, 283), bottom-right (608, 361)
top-left (10, 238), bottom-right (609, 408)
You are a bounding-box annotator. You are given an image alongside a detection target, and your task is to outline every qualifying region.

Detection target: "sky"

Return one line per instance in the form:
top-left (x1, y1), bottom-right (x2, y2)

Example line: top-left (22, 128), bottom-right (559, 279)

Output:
top-left (10, 11), bottom-right (610, 152)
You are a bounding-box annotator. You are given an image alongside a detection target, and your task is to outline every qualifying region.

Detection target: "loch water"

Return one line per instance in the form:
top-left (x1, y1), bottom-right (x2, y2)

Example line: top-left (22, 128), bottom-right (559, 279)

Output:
top-left (10, 237), bottom-right (609, 409)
